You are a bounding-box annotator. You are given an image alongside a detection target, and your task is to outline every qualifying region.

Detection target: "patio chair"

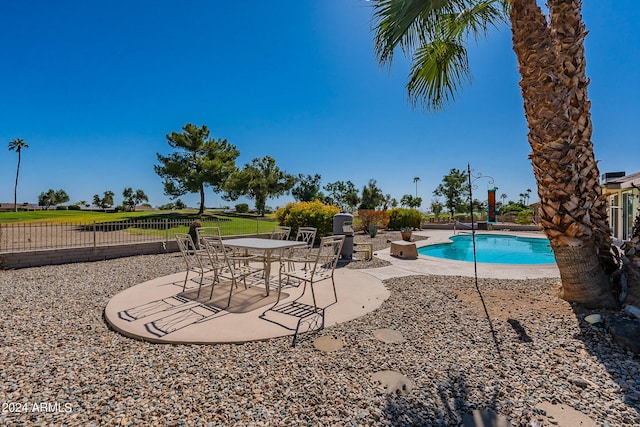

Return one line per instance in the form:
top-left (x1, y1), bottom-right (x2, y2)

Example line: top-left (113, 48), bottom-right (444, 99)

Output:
top-left (270, 225), bottom-right (291, 240)
top-left (277, 234), bottom-right (344, 309)
top-left (196, 226), bottom-right (228, 265)
top-left (195, 226), bottom-right (221, 249)
top-left (286, 226), bottom-right (318, 271)
top-left (175, 233), bottom-right (213, 298)
top-left (200, 234), bottom-right (264, 306)
top-left (252, 225), bottom-right (292, 265)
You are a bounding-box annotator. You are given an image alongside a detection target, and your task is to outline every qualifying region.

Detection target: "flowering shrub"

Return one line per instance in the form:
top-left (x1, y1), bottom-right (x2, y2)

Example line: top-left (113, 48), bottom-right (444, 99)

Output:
top-left (387, 208), bottom-right (423, 230)
top-left (275, 201), bottom-right (340, 239)
top-left (355, 209), bottom-right (390, 235)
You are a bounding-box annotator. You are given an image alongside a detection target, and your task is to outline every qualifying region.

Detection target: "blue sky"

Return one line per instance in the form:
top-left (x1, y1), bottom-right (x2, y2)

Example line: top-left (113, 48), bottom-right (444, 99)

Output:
top-left (1, 1), bottom-right (638, 210)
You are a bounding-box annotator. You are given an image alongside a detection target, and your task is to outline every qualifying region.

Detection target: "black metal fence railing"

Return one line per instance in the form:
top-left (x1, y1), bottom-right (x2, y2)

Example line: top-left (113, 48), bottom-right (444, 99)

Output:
top-left (0, 218), bottom-right (278, 253)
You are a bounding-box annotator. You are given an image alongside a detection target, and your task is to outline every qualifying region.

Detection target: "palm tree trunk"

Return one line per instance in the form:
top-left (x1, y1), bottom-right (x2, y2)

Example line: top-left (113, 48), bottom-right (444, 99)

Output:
top-left (510, 0), bottom-right (616, 308)
top-left (14, 151), bottom-right (21, 213)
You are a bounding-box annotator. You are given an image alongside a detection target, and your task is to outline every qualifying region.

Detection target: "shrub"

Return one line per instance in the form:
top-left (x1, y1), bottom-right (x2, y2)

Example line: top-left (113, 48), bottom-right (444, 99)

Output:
top-left (235, 203), bottom-right (249, 214)
top-left (515, 209), bottom-right (533, 225)
top-left (355, 209), bottom-right (389, 235)
top-left (67, 204), bottom-right (81, 210)
top-left (55, 205), bottom-right (68, 210)
top-left (387, 208), bottom-right (423, 230)
top-left (275, 201), bottom-right (340, 239)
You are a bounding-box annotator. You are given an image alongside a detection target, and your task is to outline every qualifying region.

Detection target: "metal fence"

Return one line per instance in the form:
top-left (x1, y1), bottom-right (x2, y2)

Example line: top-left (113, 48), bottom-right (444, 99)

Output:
top-left (0, 218), bottom-right (278, 253)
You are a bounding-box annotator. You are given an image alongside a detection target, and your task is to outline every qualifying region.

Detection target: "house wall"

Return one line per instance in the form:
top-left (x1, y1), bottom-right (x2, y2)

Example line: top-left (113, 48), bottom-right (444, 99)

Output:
top-left (607, 188), bottom-right (640, 242)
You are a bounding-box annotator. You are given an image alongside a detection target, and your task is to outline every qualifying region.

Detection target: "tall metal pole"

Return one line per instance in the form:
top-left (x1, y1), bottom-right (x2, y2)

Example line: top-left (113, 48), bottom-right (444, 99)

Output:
top-left (467, 163), bottom-right (501, 358)
top-left (468, 163), bottom-right (478, 282)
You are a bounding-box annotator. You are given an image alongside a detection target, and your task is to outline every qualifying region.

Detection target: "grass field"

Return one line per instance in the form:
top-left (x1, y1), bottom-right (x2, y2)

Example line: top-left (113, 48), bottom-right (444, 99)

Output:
top-left (0, 210), bottom-right (279, 241)
top-left (0, 210), bottom-right (171, 224)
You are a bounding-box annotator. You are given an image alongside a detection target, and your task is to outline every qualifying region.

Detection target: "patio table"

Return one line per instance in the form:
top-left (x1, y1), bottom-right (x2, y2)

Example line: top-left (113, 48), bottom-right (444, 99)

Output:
top-left (222, 238), bottom-right (306, 296)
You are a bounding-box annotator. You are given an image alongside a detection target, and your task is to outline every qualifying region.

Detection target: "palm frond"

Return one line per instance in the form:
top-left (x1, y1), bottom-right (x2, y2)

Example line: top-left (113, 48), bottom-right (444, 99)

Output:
top-left (407, 39), bottom-right (470, 111)
top-left (371, 0), bottom-right (508, 111)
top-left (439, 0), bottom-right (508, 41)
top-left (373, 0), bottom-right (454, 65)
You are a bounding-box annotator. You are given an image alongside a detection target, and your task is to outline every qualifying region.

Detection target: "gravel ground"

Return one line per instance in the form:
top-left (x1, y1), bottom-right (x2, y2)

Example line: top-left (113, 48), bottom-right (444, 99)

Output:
top-left (1, 251), bottom-right (639, 426)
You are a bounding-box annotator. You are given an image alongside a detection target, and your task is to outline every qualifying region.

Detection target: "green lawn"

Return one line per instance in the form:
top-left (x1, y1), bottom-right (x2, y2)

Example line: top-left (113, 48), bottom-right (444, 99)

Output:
top-left (0, 209), bottom-right (279, 237)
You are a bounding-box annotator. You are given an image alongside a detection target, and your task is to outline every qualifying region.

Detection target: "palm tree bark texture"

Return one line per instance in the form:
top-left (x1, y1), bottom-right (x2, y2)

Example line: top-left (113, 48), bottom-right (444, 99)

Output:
top-left (509, 0), bottom-right (618, 308)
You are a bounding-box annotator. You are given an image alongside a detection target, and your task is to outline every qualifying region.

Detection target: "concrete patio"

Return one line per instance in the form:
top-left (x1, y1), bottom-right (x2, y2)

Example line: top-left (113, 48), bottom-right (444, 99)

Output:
top-left (104, 263), bottom-right (390, 345)
top-left (105, 230), bottom-right (560, 345)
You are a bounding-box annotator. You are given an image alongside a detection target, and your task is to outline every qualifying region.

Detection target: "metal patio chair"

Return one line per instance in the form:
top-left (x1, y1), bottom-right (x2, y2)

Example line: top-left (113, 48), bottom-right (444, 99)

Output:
top-left (195, 226), bottom-right (221, 248)
top-left (200, 234), bottom-right (264, 306)
top-left (286, 226), bottom-right (318, 271)
top-left (270, 226), bottom-right (291, 240)
top-left (277, 234), bottom-right (344, 309)
top-left (175, 233), bottom-right (212, 298)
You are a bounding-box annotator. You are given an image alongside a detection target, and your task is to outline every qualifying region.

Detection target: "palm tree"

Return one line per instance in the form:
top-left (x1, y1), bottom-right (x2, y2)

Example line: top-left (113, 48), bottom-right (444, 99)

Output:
top-left (372, 0), bottom-right (618, 307)
top-left (413, 176), bottom-right (421, 198)
top-left (8, 138), bottom-right (29, 212)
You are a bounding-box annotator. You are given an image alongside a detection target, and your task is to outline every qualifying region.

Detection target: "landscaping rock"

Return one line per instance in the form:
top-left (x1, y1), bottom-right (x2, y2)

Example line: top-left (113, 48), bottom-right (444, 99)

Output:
top-left (606, 315), bottom-right (640, 355)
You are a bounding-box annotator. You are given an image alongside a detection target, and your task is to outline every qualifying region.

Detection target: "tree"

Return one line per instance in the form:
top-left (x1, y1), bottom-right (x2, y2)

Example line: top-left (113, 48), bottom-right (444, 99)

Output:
top-left (431, 200), bottom-right (444, 217)
top-left (383, 193), bottom-right (393, 210)
top-left (123, 188), bottom-right (149, 212)
top-left (323, 180), bottom-right (360, 212)
top-left (433, 168), bottom-right (468, 218)
top-left (371, 0), bottom-right (620, 307)
top-left (8, 138), bottom-right (29, 212)
top-left (38, 189), bottom-right (70, 209)
top-left (291, 174), bottom-right (324, 202)
top-left (155, 123), bottom-right (239, 215)
top-left (224, 156), bottom-right (295, 216)
top-left (359, 179), bottom-right (385, 210)
top-left (93, 191), bottom-right (115, 210)
top-left (413, 176), bottom-right (421, 198)
top-left (400, 194), bottom-right (422, 209)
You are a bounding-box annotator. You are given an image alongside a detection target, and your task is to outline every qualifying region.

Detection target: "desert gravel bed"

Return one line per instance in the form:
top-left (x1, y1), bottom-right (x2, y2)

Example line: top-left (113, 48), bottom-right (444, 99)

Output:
top-left (1, 253), bottom-right (639, 426)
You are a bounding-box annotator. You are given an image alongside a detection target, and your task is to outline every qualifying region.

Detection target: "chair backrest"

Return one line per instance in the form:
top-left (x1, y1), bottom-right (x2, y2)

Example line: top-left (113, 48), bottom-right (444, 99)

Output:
top-left (270, 226), bottom-right (291, 240)
top-left (199, 233), bottom-right (237, 271)
top-left (311, 235), bottom-right (344, 275)
top-left (196, 227), bottom-right (221, 249)
top-left (295, 227), bottom-right (317, 248)
top-left (175, 233), bottom-right (205, 270)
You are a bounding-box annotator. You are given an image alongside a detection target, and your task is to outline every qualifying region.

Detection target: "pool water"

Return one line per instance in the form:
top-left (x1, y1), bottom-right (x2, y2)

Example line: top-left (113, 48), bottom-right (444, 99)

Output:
top-left (417, 234), bottom-right (555, 264)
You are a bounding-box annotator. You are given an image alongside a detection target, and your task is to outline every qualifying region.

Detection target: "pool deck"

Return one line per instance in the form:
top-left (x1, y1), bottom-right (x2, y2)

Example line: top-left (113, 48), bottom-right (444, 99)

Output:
top-left (368, 229), bottom-right (560, 281)
top-left (104, 229), bottom-right (559, 345)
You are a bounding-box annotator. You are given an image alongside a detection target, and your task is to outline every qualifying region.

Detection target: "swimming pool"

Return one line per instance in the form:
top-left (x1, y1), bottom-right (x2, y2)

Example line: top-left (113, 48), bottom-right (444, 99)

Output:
top-left (417, 234), bottom-right (555, 264)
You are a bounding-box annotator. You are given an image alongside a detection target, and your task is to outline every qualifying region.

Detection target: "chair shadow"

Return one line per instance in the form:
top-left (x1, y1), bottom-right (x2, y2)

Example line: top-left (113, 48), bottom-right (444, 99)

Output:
top-left (144, 304), bottom-right (224, 338)
top-left (259, 278), bottom-right (339, 346)
top-left (118, 293), bottom-right (196, 322)
top-left (116, 291), bottom-right (228, 338)
top-left (115, 274), bottom-right (294, 339)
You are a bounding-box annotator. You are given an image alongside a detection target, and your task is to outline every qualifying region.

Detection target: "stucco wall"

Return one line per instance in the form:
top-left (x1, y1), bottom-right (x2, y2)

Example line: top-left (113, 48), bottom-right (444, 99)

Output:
top-left (0, 241), bottom-right (180, 269)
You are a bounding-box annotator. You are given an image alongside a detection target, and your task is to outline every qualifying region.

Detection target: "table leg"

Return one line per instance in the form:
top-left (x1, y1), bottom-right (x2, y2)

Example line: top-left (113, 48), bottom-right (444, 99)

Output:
top-left (264, 249), bottom-right (271, 296)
